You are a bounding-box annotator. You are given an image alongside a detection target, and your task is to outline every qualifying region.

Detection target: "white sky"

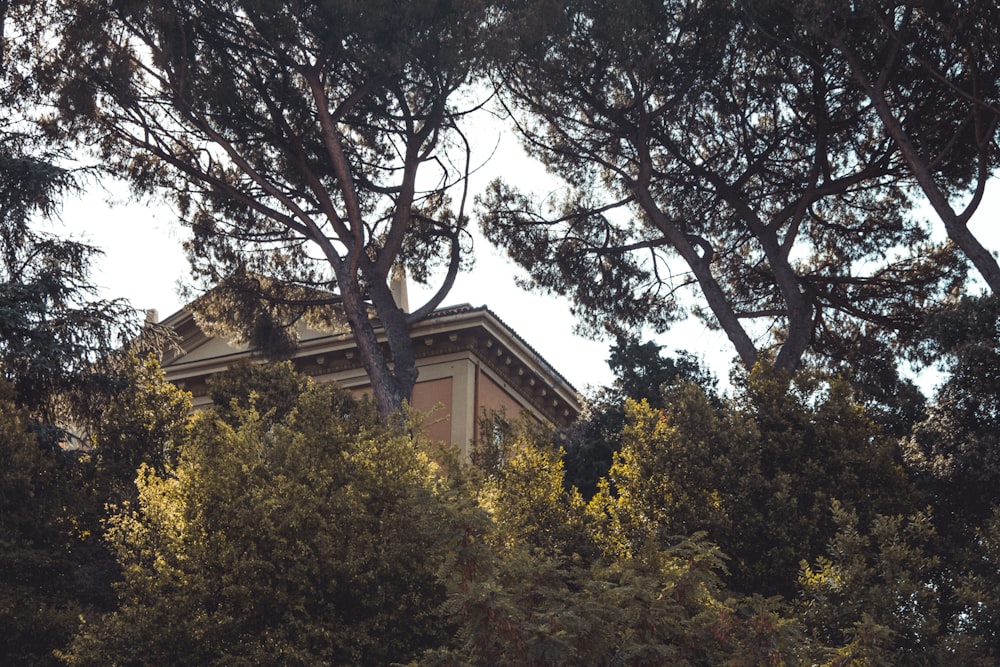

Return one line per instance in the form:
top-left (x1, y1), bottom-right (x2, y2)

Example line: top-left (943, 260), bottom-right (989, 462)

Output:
top-left (53, 110), bottom-right (737, 396)
top-left (58, 170), bottom-right (632, 394)
top-left (55, 123), bottom-right (1000, 398)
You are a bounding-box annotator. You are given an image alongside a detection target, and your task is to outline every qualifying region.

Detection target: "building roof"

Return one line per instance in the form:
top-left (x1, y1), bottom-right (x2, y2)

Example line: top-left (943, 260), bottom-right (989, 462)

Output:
top-left (158, 301), bottom-right (582, 426)
top-left (424, 303), bottom-right (578, 395)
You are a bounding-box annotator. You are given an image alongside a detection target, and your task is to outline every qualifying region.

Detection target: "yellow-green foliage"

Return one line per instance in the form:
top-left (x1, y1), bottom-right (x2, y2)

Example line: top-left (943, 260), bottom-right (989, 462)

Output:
top-left (430, 418), bottom-right (807, 666)
top-left (590, 365), bottom-right (914, 598)
top-left (475, 417), bottom-right (591, 559)
top-left (85, 354), bottom-right (191, 496)
top-left (587, 385), bottom-right (749, 564)
top-left (206, 359), bottom-right (308, 428)
top-left (63, 378), bottom-right (476, 666)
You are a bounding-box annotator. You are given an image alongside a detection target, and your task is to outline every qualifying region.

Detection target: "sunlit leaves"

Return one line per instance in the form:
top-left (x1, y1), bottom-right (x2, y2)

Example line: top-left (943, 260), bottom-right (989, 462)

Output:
top-left (64, 374), bottom-right (469, 665)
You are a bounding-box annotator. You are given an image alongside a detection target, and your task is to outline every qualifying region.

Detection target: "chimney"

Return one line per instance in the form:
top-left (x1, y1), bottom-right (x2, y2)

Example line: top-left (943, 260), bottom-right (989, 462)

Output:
top-left (390, 266), bottom-right (409, 313)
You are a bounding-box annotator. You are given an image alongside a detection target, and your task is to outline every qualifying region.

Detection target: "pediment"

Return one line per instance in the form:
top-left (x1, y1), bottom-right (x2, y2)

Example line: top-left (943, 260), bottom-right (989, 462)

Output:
top-left (171, 333), bottom-right (249, 364)
top-left (160, 305), bottom-right (347, 367)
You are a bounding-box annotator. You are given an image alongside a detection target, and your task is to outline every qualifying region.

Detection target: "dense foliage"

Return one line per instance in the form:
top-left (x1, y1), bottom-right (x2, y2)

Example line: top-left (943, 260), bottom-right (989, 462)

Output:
top-left (590, 368), bottom-right (915, 599)
top-left (0, 365), bottom-right (964, 665)
top-left (5, 0), bottom-right (1000, 664)
top-left (0, 356), bottom-right (191, 667)
top-left (558, 337), bottom-right (716, 498)
top-left (0, 5), bottom-right (185, 661)
top-left (63, 377), bottom-right (470, 665)
top-left (0, 382), bottom-right (91, 666)
top-left (53, 0), bottom-right (495, 415)
top-left (62, 370), bottom-right (815, 665)
top-left (0, 0), bottom-right (138, 425)
top-left (0, 348), bottom-right (995, 664)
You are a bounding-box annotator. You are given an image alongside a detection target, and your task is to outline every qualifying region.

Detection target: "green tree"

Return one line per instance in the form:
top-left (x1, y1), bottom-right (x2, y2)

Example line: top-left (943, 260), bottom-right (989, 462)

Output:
top-left (559, 338), bottom-right (714, 499)
top-left (207, 359), bottom-right (310, 429)
top-left (589, 366), bottom-right (914, 599)
top-left (754, 1), bottom-right (1000, 292)
top-left (63, 376), bottom-right (475, 666)
top-left (0, 382), bottom-right (95, 666)
top-left (55, 0), bottom-right (495, 417)
top-left (0, 21), bottom-right (138, 426)
top-left (481, 0), bottom-right (959, 373)
top-left (434, 418), bottom-right (808, 666)
top-left (895, 294), bottom-right (1000, 657)
top-left (903, 294), bottom-right (1000, 521)
top-left (0, 7), bottom-right (183, 661)
top-left (0, 353), bottom-right (191, 666)
top-left (82, 354), bottom-right (191, 502)
top-left (800, 502), bottom-right (1000, 665)
top-left (474, 416), bottom-right (594, 560)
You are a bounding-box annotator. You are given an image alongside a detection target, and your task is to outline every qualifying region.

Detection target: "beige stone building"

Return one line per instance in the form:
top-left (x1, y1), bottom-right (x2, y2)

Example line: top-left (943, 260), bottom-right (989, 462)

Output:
top-left (159, 303), bottom-right (581, 457)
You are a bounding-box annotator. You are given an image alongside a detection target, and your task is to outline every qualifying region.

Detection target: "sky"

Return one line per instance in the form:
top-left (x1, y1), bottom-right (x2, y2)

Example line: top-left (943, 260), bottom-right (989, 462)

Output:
top-left (56, 126), bottom-right (1000, 399)
top-left (60, 179), bottom-right (739, 395)
top-left (56, 111), bottom-right (747, 397)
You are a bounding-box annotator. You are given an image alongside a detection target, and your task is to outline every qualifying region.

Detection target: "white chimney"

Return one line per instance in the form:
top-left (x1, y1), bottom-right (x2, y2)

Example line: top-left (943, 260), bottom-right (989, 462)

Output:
top-left (390, 266), bottom-right (409, 313)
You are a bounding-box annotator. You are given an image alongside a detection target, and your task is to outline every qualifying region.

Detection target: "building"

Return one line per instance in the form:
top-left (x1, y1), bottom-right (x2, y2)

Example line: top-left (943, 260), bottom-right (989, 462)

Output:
top-left (159, 302), bottom-right (581, 457)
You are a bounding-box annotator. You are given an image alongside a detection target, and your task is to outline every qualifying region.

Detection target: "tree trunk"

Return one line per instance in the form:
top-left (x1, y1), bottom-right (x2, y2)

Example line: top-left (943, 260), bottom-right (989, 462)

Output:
top-left (633, 186), bottom-right (762, 370)
top-left (368, 273), bottom-right (419, 412)
top-left (337, 271), bottom-right (412, 419)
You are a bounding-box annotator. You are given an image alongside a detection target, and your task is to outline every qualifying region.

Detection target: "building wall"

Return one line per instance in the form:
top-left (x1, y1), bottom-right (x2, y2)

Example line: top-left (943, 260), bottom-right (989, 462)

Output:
top-left (476, 368), bottom-right (532, 442)
top-left (160, 308), bottom-right (581, 459)
top-left (410, 376), bottom-right (454, 446)
top-left (344, 356), bottom-right (549, 458)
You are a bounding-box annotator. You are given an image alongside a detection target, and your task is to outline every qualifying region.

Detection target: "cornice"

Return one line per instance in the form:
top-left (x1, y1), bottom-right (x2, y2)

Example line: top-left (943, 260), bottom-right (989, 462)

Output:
top-left (161, 303), bottom-right (581, 426)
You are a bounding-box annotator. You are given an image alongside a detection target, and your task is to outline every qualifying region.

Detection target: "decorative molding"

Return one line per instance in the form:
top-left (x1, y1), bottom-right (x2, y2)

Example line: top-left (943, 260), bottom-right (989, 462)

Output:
top-left (159, 303), bottom-right (582, 428)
